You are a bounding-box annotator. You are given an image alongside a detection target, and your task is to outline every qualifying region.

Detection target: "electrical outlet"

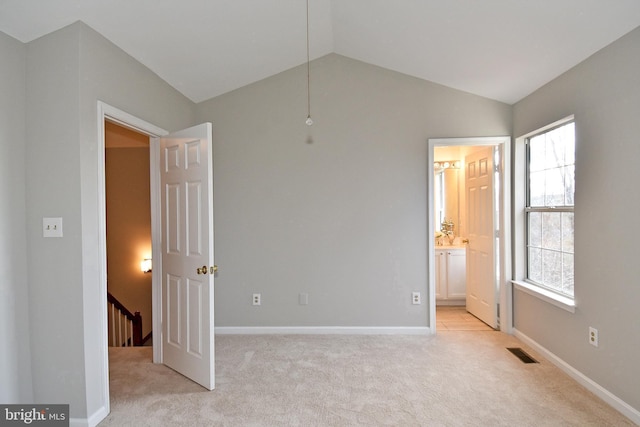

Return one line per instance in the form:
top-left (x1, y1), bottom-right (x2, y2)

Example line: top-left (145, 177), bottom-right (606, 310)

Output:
top-left (589, 327), bottom-right (598, 347)
top-left (412, 292), bottom-right (421, 305)
top-left (252, 293), bottom-right (261, 306)
top-left (299, 293), bottom-right (309, 305)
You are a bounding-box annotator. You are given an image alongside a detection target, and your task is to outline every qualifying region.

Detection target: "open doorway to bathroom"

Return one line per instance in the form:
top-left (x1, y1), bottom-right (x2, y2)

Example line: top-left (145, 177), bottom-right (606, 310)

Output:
top-left (428, 137), bottom-right (511, 333)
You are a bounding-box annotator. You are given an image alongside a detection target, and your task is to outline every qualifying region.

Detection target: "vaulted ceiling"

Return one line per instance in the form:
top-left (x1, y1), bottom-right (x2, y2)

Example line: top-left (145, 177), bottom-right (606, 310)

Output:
top-left (2, 0), bottom-right (640, 104)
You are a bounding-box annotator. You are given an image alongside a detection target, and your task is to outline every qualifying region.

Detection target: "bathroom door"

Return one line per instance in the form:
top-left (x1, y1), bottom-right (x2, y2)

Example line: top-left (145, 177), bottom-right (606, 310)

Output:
top-left (465, 146), bottom-right (497, 328)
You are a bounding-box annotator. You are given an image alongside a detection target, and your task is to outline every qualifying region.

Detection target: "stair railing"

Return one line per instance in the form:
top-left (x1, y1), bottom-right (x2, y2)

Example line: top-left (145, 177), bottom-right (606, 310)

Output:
top-left (107, 292), bottom-right (143, 347)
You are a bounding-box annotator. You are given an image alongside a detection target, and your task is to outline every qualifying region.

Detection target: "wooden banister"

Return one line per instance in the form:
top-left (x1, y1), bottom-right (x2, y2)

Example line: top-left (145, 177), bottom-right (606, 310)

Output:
top-left (107, 292), bottom-right (143, 346)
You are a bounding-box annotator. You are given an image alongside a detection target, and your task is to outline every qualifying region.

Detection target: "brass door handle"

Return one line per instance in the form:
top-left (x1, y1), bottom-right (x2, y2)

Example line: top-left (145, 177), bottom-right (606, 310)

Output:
top-left (197, 265), bottom-right (218, 274)
top-left (462, 239), bottom-right (469, 244)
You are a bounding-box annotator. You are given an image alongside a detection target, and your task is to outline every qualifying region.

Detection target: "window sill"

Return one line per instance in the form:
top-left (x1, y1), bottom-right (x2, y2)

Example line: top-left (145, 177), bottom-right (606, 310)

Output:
top-left (512, 280), bottom-right (576, 313)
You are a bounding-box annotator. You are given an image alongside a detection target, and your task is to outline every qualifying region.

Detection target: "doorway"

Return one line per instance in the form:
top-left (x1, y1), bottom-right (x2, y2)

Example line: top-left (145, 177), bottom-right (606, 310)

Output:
top-left (427, 137), bottom-right (512, 334)
top-left (104, 121), bottom-right (153, 347)
top-left (98, 102), bottom-right (217, 414)
top-left (97, 102), bottom-right (168, 415)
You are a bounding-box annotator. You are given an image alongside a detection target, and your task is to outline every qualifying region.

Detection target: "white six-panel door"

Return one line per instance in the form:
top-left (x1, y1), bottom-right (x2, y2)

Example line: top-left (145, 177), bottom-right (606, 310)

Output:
top-left (465, 147), bottom-right (497, 328)
top-left (160, 123), bottom-right (215, 390)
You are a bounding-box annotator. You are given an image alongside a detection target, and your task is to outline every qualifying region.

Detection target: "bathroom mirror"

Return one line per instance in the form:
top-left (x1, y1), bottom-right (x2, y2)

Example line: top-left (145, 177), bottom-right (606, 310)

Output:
top-left (434, 167), bottom-right (460, 235)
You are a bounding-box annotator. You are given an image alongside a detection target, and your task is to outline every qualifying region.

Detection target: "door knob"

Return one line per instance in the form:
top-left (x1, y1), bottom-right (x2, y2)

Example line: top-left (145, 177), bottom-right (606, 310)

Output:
top-left (197, 265), bottom-right (218, 274)
top-left (462, 239), bottom-right (469, 244)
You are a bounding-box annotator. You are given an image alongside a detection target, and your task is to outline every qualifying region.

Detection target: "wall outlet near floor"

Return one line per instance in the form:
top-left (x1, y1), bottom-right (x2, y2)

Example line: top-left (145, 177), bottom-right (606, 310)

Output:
top-left (589, 327), bottom-right (598, 347)
top-left (253, 293), bottom-right (261, 306)
top-left (412, 292), bottom-right (421, 305)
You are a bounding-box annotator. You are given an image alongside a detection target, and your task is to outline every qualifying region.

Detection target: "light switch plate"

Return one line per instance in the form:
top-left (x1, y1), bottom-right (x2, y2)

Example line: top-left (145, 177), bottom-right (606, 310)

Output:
top-left (43, 217), bottom-right (63, 238)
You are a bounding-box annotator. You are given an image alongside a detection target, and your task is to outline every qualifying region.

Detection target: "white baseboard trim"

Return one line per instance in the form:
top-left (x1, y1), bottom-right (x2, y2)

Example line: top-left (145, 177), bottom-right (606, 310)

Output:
top-left (215, 326), bottom-right (432, 335)
top-left (513, 328), bottom-right (640, 425)
top-left (69, 405), bottom-right (109, 427)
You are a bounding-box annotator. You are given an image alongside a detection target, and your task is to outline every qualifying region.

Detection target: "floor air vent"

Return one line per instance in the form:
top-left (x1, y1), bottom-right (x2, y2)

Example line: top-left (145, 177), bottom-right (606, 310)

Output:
top-left (507, 347), bottom-right (539, 364)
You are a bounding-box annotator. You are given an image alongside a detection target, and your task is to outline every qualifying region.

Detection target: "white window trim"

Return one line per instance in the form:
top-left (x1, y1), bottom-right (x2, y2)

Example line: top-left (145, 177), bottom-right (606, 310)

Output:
top-left (512, 280), bottom-right (575, 313)
top-left (514, 115), bottom-right (575, 313)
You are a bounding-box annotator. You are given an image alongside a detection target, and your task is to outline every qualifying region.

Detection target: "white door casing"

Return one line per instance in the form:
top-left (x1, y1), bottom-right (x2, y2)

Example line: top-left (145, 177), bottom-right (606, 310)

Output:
top-left (465, 147), bottom-right (497, 328)
top-left (160, 123), bottom-right (215, 390)
top-left (99, 102), bottom-right (168, 420)
top-left (428, 136), bottom-right (511, 335)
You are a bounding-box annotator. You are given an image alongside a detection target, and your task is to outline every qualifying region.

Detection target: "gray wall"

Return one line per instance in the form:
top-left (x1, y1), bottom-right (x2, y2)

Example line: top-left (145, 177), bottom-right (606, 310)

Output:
top-left (0, 31), bottom-right (32, 404)
top-left (26, 22), bottom-right (87, 412)
top-left (512, 26), bottom-right (640, 411)
top-left (24, 22), bottom-right (195, 421)
top-left (196, 54), bottom-right (511, 327)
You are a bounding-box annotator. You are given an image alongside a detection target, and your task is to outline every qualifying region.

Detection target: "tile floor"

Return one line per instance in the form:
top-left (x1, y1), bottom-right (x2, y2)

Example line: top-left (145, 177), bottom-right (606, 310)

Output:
top-left (436, 305), bottom-right (494, 331)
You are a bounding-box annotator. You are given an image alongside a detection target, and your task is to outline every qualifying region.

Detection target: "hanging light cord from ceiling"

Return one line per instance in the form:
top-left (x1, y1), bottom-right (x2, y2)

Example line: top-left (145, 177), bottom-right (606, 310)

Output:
top-left (305, 0), bottom-right (313, 126)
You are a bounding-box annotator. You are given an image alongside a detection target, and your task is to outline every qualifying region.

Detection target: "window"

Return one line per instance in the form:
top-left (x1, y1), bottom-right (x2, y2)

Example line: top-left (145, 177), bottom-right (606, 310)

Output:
top-left (525, 121), bottom-right (575, 298)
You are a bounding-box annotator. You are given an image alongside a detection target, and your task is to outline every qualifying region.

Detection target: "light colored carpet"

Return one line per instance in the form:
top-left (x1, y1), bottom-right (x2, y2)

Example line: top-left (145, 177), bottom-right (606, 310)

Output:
top-left (100, 332), bottom-right (633, 426)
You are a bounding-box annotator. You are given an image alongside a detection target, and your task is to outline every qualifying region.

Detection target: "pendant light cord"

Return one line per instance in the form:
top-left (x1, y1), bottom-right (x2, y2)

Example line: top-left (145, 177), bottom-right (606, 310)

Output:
top-left (306, 0), bottom-right (312, 123)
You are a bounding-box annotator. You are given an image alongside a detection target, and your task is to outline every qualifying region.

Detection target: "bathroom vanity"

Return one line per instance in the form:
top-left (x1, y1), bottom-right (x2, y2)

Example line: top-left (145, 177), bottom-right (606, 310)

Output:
top-left (435, 245), bottom-right (466, 305)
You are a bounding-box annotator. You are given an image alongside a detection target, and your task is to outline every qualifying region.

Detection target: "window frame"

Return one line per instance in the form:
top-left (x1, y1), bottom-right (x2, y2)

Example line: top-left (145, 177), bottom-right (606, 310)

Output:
top-left (513, 116), bottom-right (576, 313)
